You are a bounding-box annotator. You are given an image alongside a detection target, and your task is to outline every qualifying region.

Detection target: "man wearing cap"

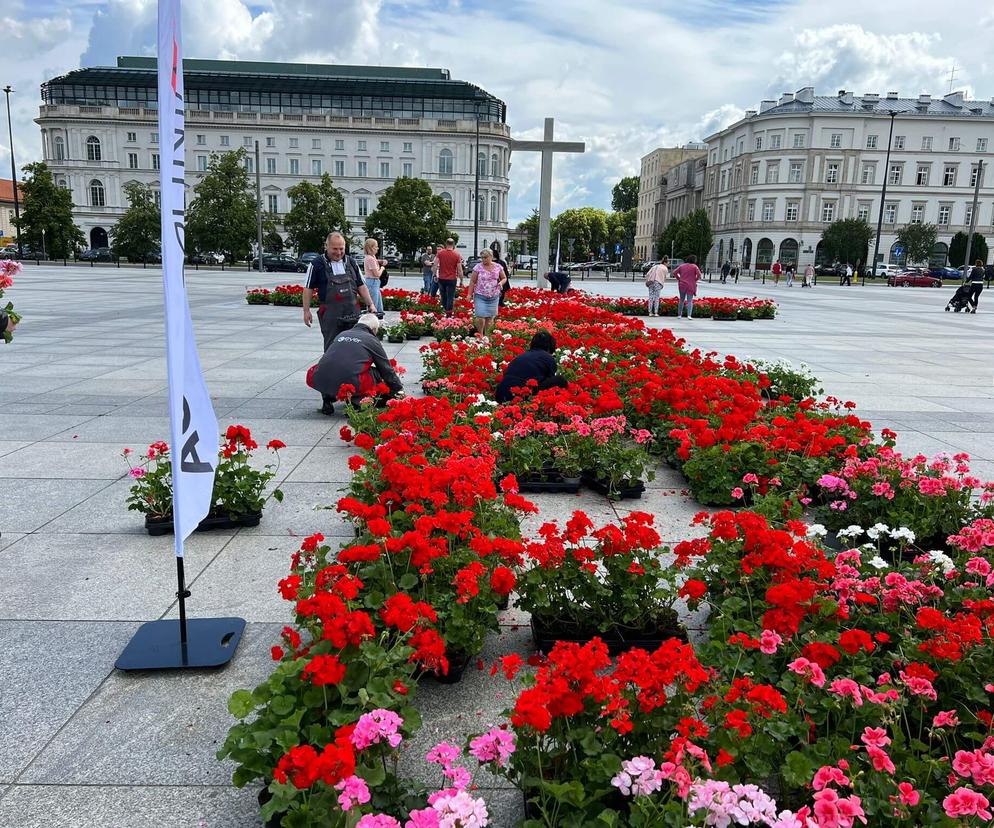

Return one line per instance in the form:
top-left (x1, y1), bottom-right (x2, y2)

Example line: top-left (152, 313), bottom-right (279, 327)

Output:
top-left (306, 313), bottom-right (404, 414)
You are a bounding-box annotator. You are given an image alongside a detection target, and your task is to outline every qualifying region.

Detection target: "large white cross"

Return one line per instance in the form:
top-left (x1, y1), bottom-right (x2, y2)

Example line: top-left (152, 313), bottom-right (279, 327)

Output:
top-left (509, 118), bottom-right (584, 284)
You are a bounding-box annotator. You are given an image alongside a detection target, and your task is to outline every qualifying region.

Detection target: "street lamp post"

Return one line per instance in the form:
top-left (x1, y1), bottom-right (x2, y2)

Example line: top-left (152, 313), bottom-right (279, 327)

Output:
top-left (3, 85), bottom-right (23, 259)
top-left (869, 110), bottom-right (898, 286)
top-left (473, 106), bottom-right (481, 256)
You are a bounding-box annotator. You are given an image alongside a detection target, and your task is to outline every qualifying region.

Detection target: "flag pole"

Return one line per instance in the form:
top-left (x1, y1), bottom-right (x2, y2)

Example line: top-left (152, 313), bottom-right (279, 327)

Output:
top-left (116, 0), bottom-right (244, 671)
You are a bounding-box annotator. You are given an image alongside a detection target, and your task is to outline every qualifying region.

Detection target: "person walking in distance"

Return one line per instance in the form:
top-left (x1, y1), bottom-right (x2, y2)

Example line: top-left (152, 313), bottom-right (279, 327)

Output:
top-left (967, 259), bottom-right (985, 313)
top-left (720, 260), bottom-right (731, 284)
top-left (302, 232), bottom-right (377, 413)
top-left (673, 255), bottom-right (702, 319)
top-left (429, 242), bottom-right (443, 299)
top-left (645, 257), bottom-right (668, 316)
top-left (771, 259), bottom-right (782, 286)
top-left (420, 245), bottom-right (435, 295)
top-left (434, 238), bottom-right (463, 317)
top-left (362, 237), bottom-right (386, 316)
top-left (803, 262), bottom-right (815, 288)
top-left (840, 263), bottom-right (853, 286)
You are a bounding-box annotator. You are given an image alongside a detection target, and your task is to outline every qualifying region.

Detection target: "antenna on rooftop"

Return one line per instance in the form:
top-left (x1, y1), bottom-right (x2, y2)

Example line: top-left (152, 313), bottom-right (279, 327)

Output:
top-left (947, 63), bottom-right (958, 93)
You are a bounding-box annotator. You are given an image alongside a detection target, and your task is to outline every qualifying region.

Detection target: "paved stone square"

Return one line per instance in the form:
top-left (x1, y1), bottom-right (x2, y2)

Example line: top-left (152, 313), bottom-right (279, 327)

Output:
top-left (0, 265), bottom-right (991, 827)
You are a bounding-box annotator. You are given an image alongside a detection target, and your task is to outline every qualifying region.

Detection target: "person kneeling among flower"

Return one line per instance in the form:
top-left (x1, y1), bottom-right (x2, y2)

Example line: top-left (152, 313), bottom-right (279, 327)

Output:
top-left (495, 330), bottom-right (568, 403)
top-left (306, 313), bottom-right (404, 415)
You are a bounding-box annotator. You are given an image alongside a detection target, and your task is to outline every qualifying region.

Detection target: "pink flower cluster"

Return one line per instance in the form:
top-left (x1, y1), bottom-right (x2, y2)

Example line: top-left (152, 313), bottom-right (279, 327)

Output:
top-left (351, 709), bottom-right (404, 750)
top-left (467, 728), bottom-right (515, 767)
top-left (686, 780), bottom-right (780, 826)
top-left (426, 742), bottom-right (471, 790)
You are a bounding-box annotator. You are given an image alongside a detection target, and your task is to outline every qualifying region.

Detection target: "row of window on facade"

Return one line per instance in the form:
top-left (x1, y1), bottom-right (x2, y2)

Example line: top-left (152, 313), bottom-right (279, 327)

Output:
top-left (714, 197), bottom-right (989, 227)
top-left (55, 136), bottom-right (506, 179)
top-left (711, 158), bottom-right (985, 193)
top-left (714, 237), bottom-right (953, 270)
top-left (81, 177), bottom-right (503, 222)
top-left (715, 132), bottom-right (988, 161)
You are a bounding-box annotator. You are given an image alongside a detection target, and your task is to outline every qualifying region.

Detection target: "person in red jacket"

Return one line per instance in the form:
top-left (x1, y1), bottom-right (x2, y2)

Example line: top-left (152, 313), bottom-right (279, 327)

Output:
top-left (771, 259), bottom-right (782, 286)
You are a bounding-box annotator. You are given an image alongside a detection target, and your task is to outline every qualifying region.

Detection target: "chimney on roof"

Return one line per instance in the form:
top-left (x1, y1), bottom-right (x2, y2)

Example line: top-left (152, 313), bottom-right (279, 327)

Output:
top-left (944, 90), bottom-right (964, 107)
top-left (918, 93), bottom-right (931, 105)
top-left (759, 99), bottom-right (776, 113)
top-left (862, 93), bottom-right (879, 103)
top-left (795, 86), bottom-right (814, 103)
top-left (778, 92), bottom-right (794, 106)
top-left (839, 90), bottom-right (854, 105)
top-left (744, 110), bottom-right (757, 118)
top-left (886, 92), bottom-right (899, 100)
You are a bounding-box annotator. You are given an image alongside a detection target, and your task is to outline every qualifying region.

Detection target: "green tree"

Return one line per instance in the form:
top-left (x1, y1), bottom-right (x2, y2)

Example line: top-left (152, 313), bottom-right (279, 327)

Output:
top-left (515, 209), bottom-right (539, 254)
top-left (263, 226), bottom-right (284, 253)
top-left (655, 217), bottom-right (682, 260)
top-left (819, 218), bottom-right (873, 266)
top-left (611, 176), bottom-right (640, 212)
top-left (949, 230), bottom-right (989, 267)
top-left (110, 181), bottom-right (159, 262)
top-left (896, 222), bottom-right (938, 267)
top-left (363, 177), bottom-right (452, 260)
top-left (283, 174), bottom-right (350, 254)
top-left (579, 207), bottom-right (610, 254)
top-left (186, 149), bottom-right (257, 262)
top-left (674, 208), bottom-right (713, 262)
top-left (551, 208), bottom-right (592, 259)
top-left (14, 161), bottom-right (85, 258)
top-left (607, 208), bottom-right (637, 253)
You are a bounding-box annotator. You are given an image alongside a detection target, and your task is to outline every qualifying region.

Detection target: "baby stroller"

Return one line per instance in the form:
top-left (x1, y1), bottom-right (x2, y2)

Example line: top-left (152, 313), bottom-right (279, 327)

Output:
top-left (945, 282), bottom-right (972, 313)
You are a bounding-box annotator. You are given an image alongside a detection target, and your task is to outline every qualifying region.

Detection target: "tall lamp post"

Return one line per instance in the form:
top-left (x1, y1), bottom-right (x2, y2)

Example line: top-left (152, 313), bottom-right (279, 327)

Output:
top-left (3, 86), bottom-right (23, 259)
top-left (472, 103), bottom-right (481, 256)
top-left (869, 110), bottom-right (898, 285)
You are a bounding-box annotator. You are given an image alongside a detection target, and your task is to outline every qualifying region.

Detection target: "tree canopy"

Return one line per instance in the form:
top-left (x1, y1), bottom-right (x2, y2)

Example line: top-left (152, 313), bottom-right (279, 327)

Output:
top-left (185, 149), bottom-right (257, 262)
top-left (611, 176), bottom-right (640, 212)
top-left (820, 218), bottom-right (873, 266)
top-left (653, 210), bottom-right (713, 262)
top-left (949, 230), bottom-right (989, 268)
top-left (14, 162), bottom-right (85, 258)
top-left (283, 174), bottom-right (350, 254)
top-left (110, 181), bottom-right (159, 262)
top-left (363, 177), bottom-right (452, 260)
top-left (895, 222), bottom-right (938, 267)
top-left (515, 209), bottom-right (539, 254)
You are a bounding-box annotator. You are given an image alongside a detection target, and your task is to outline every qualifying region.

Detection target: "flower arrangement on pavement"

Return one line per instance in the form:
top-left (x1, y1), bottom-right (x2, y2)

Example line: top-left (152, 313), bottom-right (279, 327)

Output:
top-left (1, 259), bottom-right (22, 342)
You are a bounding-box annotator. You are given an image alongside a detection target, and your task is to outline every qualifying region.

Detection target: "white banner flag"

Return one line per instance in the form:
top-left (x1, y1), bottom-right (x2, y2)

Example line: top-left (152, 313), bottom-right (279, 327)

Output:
top-left (158, 0), bottom-right (218, 553)
top-left (554, 234), bottom-right (561, 272)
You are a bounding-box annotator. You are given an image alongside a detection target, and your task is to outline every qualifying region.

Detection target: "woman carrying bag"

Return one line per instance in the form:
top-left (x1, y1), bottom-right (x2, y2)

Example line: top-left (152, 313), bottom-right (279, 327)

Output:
top-left (645, 257), bottom-right (669, 316)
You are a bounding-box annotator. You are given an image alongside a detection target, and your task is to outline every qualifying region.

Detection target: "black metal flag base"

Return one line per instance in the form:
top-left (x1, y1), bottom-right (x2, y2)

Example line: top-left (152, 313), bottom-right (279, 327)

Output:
top-left (116, 617), bottom-right (246, 671)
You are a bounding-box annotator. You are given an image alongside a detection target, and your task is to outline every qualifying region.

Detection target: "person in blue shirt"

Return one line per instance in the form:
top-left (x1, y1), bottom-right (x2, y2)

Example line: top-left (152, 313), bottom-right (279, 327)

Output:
top-left (495, 330), bottom-right (568, 403)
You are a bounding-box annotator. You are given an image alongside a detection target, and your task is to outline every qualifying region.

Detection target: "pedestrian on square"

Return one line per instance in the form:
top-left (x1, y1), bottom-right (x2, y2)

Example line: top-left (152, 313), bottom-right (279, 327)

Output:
top-left (467, 248), bottom-right (507, 336)
top-left (303, 231), bottom-right (376, 353)
top-left (306, 313), bottom-right (404, 414)
top-left (434, 238), bottom-right (463, 316)
top-left (967, 259), bottom-right (985, 313)
top-left (771, 259), bottom-right (782, 286)
top-left (645, 257), bottom-right (668, 316)
top-left (673, 255), bottom-right (702, 319)
top-left (362, 237), bottom-right (386, 316)
top-left (491, 241), bottom-right (512, 307)
top-left (430, 242), bottom-right (443, 298)
top-left (420, 245), bottom-right (435, 295)
top-left (786, 264), bottom-right (795, 287)
top-left (803, 262), bottom-right (815, 288)
top-left (721, 260), bottom-right (731, 283)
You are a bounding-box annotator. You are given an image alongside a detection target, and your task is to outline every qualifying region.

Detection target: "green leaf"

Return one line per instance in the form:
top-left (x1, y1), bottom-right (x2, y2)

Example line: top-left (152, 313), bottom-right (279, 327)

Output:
top-left (398, 573), bottom-right (419, 590)
top-left (227, 689), bottom-right (255, 719)
top-left (783, 751), bottom-right (814, 787)
top-left (272, 488), bottom-right (284, 503)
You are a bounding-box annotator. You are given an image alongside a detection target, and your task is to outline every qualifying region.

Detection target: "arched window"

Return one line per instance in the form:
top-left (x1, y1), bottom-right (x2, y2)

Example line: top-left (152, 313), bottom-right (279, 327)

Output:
top-left (86, 136), bottom-right (102, 162)
top-left (756, 238), bottom-right (775, 270)
top-left (54, 136), bottom-right (65, 162)
top-left (491, 153), bottom-right (499, 178)
top-left (438, 149), bottom-right (453, 175)
top-left (779, 238), bottom-right (799, 267)
top-left (477, 152), bottom-right (487, 177)
top-left (929, 242), bottom-right (948, 268)
top-left (89, 179), bottom-right (105, 207)
top-left (490, 194), bottom-right (498, 222)
top-left (440, 192), bottom-right (453, 213)
top-left (741, 238), bottom-right (753, 268)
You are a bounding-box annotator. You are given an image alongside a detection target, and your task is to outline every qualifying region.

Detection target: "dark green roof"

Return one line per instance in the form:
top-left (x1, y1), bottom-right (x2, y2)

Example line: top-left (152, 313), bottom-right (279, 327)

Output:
top-left (117, 55), bottom-right (451, 81)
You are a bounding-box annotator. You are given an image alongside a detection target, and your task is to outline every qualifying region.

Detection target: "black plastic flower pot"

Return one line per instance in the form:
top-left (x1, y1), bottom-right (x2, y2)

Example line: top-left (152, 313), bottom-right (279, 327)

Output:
top-left (144, 511), bottom-right (262, 536)
top-left (419, 648), bottom-right (473, 685)
top-left (530, 613), bottom-right (687, 656)
top-left (580, 473), bottom-right (646, 500)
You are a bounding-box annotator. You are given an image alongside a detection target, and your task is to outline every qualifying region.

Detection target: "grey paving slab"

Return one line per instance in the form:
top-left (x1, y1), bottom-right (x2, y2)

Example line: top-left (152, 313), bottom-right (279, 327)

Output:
top-left (0, 441), bottom-right (130, 480)
top-left (283, 445), bottom-right (359, 483)
top-left (0, 440), bottom-right (30, 457)
top-left (0, 413), bottom-right (96, 441)
top-left (236, 482), bottom-right (357, 537)
top-left (0, 533), bottom-right (228, 620)
top-left (0, 784), bottom-right (263, 828)
top-left (0, 621), bottom-right (138, 782)
top-left (19, 622), bottom-right (282, 787)
top-left (0, 478), bottom-right (112, 533)
top-left (614, 488), bottom-right (710, 540)
top-left (0, 533), bottom-right (25, 552)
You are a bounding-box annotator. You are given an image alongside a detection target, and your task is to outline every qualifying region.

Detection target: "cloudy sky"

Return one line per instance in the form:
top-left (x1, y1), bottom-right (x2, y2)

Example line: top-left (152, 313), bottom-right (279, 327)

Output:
top-left (1, 0), bottom-right (991, 225)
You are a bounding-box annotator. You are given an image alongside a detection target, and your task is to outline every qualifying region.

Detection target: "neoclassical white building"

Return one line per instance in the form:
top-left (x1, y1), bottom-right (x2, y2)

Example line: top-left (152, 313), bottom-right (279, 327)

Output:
top-left (702, 87), bottom-right (994, 271)
top-left (35, 57), bottom-right (511, 254)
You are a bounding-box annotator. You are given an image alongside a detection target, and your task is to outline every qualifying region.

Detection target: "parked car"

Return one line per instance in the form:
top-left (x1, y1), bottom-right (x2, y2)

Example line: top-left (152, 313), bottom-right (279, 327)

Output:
top-left (814, 263), bottom-right (841, 277)
top-left (143, 250), bottom-right (162, 264)
top-left (640, 260), bottom-right (660, 274)
top-left (888, 270), bottom-right (942, 288)
top-left (297, 252), bottom-right (321, 269)
top-left (383, 254), bottom-right (403, 269)
top-left (188, 251), bottom-right (225, 265)
top-left (926, 266), bottom-right (960, 280)
top-left (588, 261), bottom-right (615, 273)
top-left (251, 254), bottom-right (305, 273)
top-left (80, 247), bottom-right (113, 262)
top-left (463, 256), bottom-right (482, 276)
top-left (873, 263), bottom-right (901, 277)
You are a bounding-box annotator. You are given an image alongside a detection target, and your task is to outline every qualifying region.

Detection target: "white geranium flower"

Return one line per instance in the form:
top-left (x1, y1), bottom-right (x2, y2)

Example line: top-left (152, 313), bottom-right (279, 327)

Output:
top-left (927, 550), bottom-right (956, 575)
top-left (868, 556), bottom-right (889, 570)
top-left (889, 527), bottom-right (916, 543)
top-left (806, 523), bottom-right (828, 538)
top-left (866, 522), bottom-right (890, 540)
top-left (837, 525), bottom-right (865, 539)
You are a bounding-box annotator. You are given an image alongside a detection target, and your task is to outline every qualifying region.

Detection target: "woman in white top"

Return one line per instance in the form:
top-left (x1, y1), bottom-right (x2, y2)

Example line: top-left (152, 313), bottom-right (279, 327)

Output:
top-left (363, 237), bottom-right (386, 315)
top-left (645, 257), bottom-right (669, 316)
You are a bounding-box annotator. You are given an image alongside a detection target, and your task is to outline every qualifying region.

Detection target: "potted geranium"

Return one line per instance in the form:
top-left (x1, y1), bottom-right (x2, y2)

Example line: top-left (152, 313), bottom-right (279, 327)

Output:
top-left (385, 322), bottom-right (407, 343)
top-left (577, 416), bottom-right (655, 499)
top-left (245, 287), bottom-right (271, 305)
top-left (516, 510), bottom-right (684, 653)
top-left (124, 425), bottom-right (285, 534)
top-left (1, 259), bottom-right (22, 343)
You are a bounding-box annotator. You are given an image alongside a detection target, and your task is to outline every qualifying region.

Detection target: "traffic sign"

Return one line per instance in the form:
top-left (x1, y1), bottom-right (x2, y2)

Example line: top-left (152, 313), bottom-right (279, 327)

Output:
top-left (615, 243), bottom-right (622, 254)
top-left (893, 246), bottom-right (904, 258)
